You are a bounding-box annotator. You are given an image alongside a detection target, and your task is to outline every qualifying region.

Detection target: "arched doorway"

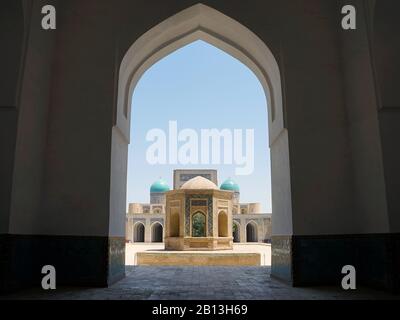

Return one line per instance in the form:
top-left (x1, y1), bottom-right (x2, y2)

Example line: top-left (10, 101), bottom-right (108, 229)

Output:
top-left (192, 211), bottom-right (206, 237)
top-left (111, 3), bottom-right (290, 232)
top-left (218, 211), bottom-right (228, 237)
top-left (233, 221), bottom-right (240, 243)
top-left (246, 222), bottom-right (258, 243)
top-left (133, 223), bottom-right (145, 242)
top-left (151, 223), bottom-right (163, 243)
top-left (110, 3), bottom-right (290, 281)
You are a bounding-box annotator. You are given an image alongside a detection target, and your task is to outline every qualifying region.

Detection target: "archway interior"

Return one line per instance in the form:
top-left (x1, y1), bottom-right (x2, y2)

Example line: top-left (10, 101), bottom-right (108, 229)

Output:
top-left (218, 211), bottom-right (228, 237)
top-left (134, 223), bottom-right (145, 242)
top-left (125, 42), bottom-right (272, 264)
top-left (113, 5), bottom-right (290, 268)
top-left (151, 223), bottom-right (163, 243)
top-left (192, 212), bottom-right (206, 237)
top-left (246, 222), bottom-right (258, 242)
top-left (127, 40), bottom-right (271, 214)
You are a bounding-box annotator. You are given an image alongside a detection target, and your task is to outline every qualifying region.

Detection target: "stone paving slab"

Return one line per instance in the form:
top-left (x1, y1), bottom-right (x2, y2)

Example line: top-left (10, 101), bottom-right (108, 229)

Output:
top-left (2, 266), bottom-right (399, 300)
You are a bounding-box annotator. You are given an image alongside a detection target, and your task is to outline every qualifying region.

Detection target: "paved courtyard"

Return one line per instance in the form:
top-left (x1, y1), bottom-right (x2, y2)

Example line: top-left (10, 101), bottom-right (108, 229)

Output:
top-left (3, 266), bottom-right (399, 300)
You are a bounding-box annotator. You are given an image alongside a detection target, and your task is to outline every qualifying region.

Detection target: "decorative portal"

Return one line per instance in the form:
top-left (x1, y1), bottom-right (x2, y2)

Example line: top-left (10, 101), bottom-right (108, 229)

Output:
top-left (185, 195), bottom-right (213, 237)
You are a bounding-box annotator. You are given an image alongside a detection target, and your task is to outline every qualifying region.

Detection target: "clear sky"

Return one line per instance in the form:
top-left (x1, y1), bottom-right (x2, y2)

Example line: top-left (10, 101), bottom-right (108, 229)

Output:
top-left (127, 40), bottom-right (272, 212)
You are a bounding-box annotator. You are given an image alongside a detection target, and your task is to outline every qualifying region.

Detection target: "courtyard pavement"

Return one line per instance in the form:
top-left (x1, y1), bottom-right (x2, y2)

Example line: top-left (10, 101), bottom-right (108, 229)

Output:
top-left (2, 266), bottom-right (399, 300)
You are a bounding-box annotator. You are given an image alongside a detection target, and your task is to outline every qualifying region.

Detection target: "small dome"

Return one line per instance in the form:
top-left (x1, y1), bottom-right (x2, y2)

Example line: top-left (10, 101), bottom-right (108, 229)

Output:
top-left (180, 176), bottom-right (218, 190)
top-left (150, 179), bottom-right (170, 193)
top-left (220, 178), bottom-right (240, 192)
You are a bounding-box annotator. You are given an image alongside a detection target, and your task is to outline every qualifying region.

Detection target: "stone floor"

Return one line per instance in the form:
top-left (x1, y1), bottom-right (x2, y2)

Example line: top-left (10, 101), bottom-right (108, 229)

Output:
top-left (3, 266), bottom-right (399, 300)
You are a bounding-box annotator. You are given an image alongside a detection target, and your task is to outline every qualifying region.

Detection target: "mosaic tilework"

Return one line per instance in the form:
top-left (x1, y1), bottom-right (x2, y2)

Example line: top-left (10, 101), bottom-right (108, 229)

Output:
top-left (185, 195), bottom-right (213, 236)
top-left (271, 234), bottom-right (400, 293)
top-left (108, 237), bottom-right (125, 285)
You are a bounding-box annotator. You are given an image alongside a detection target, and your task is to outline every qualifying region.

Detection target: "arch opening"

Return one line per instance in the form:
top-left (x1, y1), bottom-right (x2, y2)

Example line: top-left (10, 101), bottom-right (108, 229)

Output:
top-left (246, 222), bottom-right (258, 243)
top-left (218, 211), bottom-right (228, 237)
top-left (110, 3), bottom-right (292, 271)
top-left (133, 223), bottom-right (145, 243)
top-left (116, 4), bottom-right (284, 145)
top-left (170, 212), bottom-right (180, 237)
top-left (192, 211), bottom-right (206, 237)
top-left (151, 223), bottom-right (163, 243)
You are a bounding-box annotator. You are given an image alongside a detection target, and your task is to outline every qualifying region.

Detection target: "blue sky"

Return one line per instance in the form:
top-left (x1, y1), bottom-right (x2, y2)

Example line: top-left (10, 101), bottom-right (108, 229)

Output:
top-left (127, 40), bottom-right (272, 212)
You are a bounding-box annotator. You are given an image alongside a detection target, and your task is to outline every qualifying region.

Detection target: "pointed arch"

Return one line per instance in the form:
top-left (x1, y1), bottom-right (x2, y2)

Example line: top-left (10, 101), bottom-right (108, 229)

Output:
top-left (218, 210), bottom-right (228, 237)
top-left (192, 211), bottom-right (206, 237)
top-left (116, 3), bottom-right (284, 145)
top-left (110, 3), bottom-right (293, 255)
top-left (133, 222), bottom-right (145, 242)
top-left (151, 222), bottom-right (163, 243)
top-left (246, 221), bottom-right (258, 243)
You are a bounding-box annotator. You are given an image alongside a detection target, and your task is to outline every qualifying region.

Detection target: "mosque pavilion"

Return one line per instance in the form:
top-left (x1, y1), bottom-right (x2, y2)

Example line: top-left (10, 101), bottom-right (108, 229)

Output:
top-left (126, 169), bottom-right (271, 245)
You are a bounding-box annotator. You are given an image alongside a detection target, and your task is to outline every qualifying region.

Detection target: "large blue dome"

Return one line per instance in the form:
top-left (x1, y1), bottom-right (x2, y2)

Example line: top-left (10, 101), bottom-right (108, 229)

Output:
top-left (150, 179), bottom-right (170, 193)
top-left (220, 178), bottom-right (240, 192)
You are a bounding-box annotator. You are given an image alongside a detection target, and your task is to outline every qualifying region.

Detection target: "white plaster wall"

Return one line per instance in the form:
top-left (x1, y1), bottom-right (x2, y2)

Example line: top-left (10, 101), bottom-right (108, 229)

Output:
top-left (0, 0), bottom-right (25, 233)
top-left (279, 0), bottom-right (360, 235)
top-left (373, 1), bottom-right (400, 232)
top-left (109, 127), bottom-right (129, 237)
top-left (34, 1), bottom-right (116, 236)
top-left (338, 0), bottom-right (389, 234)
top-left (271, 130), bottom-right (292, 235)
top-left (8, 0), bottom-right (58, 234)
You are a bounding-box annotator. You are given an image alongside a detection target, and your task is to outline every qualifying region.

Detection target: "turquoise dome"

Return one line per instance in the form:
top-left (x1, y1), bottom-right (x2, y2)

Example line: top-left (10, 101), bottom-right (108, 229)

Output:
top-left (220, 178), bottom-right (240, 192)
top-left (150, 179), bottom-right (170, 193)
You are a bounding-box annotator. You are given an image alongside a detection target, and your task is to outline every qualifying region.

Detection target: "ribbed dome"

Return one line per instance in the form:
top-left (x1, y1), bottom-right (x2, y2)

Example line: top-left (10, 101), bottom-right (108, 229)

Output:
top-left (180, 176), bottom-right (218, 190)
top-left (150, 179), bottom-right (170, 193)
top-left (220, 178), bottom-right (240, 192)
